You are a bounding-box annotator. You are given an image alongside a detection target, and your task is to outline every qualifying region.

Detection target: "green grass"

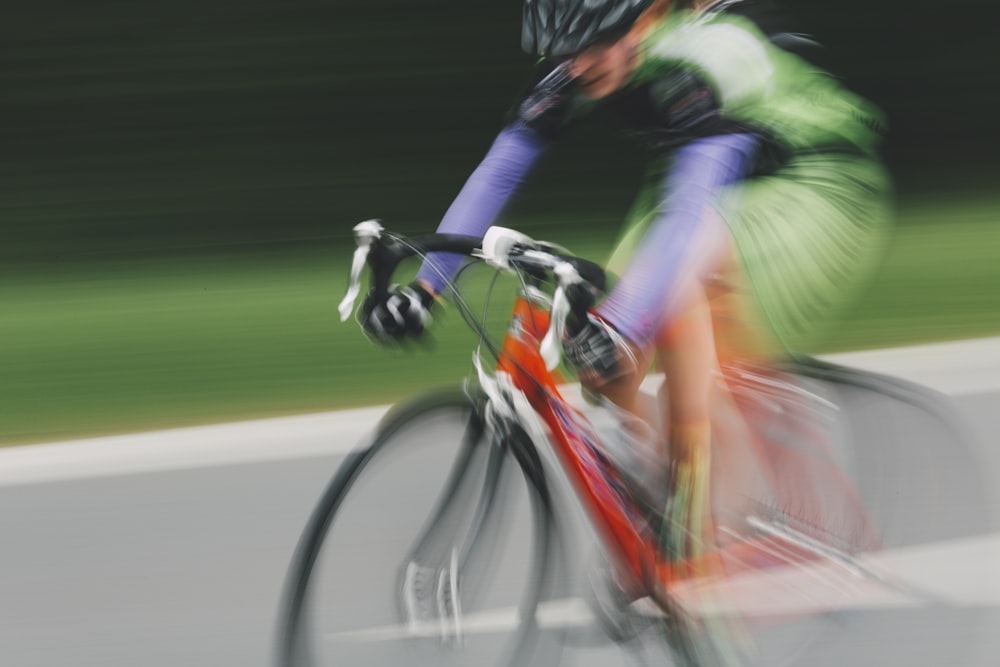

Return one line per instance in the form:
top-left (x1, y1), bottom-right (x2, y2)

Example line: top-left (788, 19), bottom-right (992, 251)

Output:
top-left (3, 196), bottom-right (999, 446)
top-left (831, 200), bottom-right (1000, 351)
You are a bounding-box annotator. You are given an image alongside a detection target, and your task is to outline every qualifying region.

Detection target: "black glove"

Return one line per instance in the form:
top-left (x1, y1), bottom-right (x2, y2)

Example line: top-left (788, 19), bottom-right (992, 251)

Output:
top-left (360, 282), bottom-right (436, 344)
top-left (563, 314), bottom-right (639, 386)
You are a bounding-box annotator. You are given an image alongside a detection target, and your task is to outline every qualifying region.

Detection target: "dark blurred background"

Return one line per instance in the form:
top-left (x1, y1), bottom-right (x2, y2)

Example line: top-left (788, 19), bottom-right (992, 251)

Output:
top-left (4, 0), bottom-right (998, 266)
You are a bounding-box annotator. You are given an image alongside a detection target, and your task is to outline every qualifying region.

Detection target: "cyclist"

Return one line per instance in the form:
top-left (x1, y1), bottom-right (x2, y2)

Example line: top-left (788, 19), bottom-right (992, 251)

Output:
top-left (362, 0), bottom-right (891, 583)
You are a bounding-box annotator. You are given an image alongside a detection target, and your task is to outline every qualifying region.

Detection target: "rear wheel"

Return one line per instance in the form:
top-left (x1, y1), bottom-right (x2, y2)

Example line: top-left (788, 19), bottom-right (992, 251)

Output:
top-left (658, 358), bottom-right (997, 666)
top-left (783, 359), bottom-right (996, 666)
top-left (277, 388), bottom-right (561, 667)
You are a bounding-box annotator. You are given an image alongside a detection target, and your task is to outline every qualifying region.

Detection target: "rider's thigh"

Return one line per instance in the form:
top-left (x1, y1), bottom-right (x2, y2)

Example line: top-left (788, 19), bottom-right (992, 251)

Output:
top-left (699, 221), bottom-right (782, 366)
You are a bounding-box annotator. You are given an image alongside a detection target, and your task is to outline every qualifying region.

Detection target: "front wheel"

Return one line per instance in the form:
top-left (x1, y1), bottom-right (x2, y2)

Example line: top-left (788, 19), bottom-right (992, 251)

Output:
top-left (277, 388), bottom-right (561, 667)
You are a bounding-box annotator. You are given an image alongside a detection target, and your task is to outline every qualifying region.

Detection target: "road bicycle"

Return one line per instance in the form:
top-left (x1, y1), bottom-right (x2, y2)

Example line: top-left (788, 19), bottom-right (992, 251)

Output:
top-left (277, 221), bottom-right (995, 666)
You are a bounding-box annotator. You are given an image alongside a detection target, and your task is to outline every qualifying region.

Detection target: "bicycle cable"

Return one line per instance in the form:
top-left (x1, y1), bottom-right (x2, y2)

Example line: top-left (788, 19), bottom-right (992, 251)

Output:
top-left (387, 233), bottom-right (503, 361)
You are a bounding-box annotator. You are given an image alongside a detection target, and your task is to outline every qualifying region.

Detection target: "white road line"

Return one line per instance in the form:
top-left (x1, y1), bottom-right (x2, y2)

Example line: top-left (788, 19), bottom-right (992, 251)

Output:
top-left (327, 533), bottom-right (1000, 643)
top-left (669, 532), bottom-right (1000, 617)
top-left (330, 598), bottom-right (594, 643)
top-left (0, 336), bottom-right (997, 488)
top-left (0, 406), bottom-right (387, 488)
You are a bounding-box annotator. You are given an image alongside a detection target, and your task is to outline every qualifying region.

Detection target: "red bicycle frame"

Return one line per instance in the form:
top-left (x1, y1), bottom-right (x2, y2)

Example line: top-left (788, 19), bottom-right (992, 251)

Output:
top-left (495, 291), bottom-right (660, 591)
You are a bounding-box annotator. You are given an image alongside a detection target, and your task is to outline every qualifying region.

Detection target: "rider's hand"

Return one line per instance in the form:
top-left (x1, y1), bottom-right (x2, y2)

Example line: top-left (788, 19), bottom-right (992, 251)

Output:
top-left (360, 282), bottom-right (436, 344)
top-left (563, 313), bottom-right (640, 388)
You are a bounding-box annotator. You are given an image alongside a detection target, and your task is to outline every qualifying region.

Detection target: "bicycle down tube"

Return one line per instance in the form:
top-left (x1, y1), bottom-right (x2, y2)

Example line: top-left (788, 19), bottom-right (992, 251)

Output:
top-left (492, 289), bottom-right (659, 591)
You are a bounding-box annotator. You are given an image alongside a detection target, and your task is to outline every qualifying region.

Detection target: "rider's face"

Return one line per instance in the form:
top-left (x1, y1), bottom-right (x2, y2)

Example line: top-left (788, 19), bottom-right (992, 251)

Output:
top-left (568, 37), bottom-right (636, 99)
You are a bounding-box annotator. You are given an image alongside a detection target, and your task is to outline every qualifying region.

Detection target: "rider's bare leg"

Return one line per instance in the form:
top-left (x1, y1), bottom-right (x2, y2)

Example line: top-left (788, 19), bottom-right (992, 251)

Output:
top-left (649, 208), bottom-right (733, 465)
top-left (587, 344), bottom-right (666, 464)
top-left (655, 286), bottom-right (716, 446)
top-left (588, 210), bottom-right (737, 472)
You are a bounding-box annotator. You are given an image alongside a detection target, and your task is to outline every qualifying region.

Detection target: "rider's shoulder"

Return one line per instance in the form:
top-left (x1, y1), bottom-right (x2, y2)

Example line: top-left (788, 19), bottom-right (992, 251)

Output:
top-left (506, 60), bottom-right (590, 139)
top-left (637, 3), bottom-right (808, 111)
top-left (642, 4), bottom-right (771, 63)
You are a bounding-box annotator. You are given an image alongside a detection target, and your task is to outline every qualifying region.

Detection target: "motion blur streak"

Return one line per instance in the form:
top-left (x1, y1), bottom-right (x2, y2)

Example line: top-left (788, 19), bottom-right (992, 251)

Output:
top-left (4, 1), bottom-right (998, 666)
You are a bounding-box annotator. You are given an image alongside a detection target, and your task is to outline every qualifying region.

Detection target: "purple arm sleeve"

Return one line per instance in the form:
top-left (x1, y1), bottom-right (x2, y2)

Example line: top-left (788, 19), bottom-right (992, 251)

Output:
top-left (415, 123), bottom-right (548, 295)
top-left (595, 133), bottom-right (758, 345)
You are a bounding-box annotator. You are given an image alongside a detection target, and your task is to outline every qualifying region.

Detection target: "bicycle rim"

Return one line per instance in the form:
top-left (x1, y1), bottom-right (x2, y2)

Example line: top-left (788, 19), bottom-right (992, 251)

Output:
top-left (276, 388), bottom-right (560, 667)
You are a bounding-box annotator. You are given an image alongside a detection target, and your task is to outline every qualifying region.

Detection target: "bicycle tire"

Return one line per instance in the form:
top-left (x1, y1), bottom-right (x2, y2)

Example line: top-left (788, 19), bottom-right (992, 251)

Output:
top-left (782, 357), bottom-right (996, 667)
top-left (788, 355), bottom-right (996, 546)
top-left (276, 387), bottom-right (561, 667)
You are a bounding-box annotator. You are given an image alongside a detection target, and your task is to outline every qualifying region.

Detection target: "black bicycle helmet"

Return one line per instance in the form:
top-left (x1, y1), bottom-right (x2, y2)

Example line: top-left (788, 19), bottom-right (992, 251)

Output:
top-left (522, 0), bottom-right (656, 57)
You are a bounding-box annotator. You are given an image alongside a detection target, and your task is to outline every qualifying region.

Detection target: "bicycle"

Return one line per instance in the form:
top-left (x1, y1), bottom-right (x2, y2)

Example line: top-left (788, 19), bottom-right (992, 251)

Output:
top-left (277, 221), bottom-right (995, 667)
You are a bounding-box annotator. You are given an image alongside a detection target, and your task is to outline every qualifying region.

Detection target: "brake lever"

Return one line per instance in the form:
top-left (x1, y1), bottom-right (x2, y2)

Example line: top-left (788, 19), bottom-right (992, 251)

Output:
top-left (338, 219), bottom-right (384, 321)
top-left (539, 261), bottom-right (582, 371)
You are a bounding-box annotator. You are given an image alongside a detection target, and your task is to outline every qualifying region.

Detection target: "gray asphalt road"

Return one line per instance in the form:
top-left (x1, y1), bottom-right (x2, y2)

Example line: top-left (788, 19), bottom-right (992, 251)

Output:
top-left (1, 387), bottom-right (998, 667)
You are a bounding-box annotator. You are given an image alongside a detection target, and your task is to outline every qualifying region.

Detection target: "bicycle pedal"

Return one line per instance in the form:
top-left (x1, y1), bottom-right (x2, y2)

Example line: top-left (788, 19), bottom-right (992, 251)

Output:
top-left (435, 551), bottom-right (463, 645)
top-left (401, 562), bottom-right (438, 635)
top-left (401, 559), bottom-right (465, 644)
